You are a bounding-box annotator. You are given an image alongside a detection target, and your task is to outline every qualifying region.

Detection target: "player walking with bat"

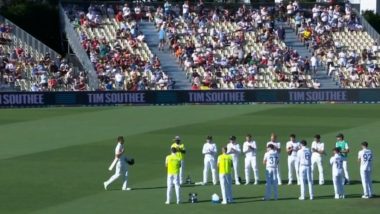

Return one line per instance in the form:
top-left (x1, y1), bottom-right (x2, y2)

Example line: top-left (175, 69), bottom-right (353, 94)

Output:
top-left (104, 136), bottom-right (134, 191)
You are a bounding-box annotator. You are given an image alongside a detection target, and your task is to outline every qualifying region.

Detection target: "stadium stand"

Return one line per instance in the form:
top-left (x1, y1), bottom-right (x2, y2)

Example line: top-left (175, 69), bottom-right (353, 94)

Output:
top-left (288, 2), bottom-right (380, 88)
top-left (64, 3), bottom-right (173, 91)
top-left (153, 2), bottom-right (320, 89)
top-left (0, 18), bottom-right (87, 92)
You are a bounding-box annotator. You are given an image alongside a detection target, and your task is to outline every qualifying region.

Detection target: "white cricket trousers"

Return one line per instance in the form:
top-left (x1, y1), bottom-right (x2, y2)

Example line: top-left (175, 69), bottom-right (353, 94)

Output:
top-left (299, 166), bottom-right (313, 199)
top-left (166, 174), bottom-right (180, 203)
top-left (265, 168), bottom-right (278, 200)
top-left (311, 155), bottom-right (324, 184)
top-left (360, 170), bottom-right (373, 197)
top-left (342, 158), bottom-right (349, 182)
top-left (105, 161), bottom-right (128, 189)
top-left (231, 155), bottom-right (240, 183)
top-left (288, 155), bottom-right (299, 183)
top-left (179, 160), bottom-right (184, 184)
top-left (245, 156), bottom-right (259, 183)
top-left (219, 173), bottom-right (233, 203)
top-left (203, 157), bottom-right (217, 184)
top-left (333, 172), bottom-right (344, 197)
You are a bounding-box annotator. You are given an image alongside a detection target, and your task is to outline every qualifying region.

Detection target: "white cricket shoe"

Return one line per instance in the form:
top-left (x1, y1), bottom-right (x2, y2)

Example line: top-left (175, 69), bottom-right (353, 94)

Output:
top-left (340, 195), bottom-right (345, 199)
top-left (235, 182), bottom-right (241, 185)
top-left (122, 187), bottom-right (132, 191)
top-left (362, 195), bottom-right (369, 199)
top-left (298, 197), bottom-right (305, 200)
top-left (221, 201), bottom-right (228, 205)
top-left (103, 182), bottom-right (108, 190)
top-left (176, 201), bottom-right (181, 204)
top-left (310, 197), bottom-right (314, 200)
top-left (334, 195), bottom-right (340, 199)
top-left (254, 181), bottom-right (259, 185)
top-left (165, 201), bottom-right (170, 205)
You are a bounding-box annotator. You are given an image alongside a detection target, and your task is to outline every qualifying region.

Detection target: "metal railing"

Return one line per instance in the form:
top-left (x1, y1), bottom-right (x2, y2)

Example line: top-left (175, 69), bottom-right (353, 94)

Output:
top-left (59, 3), bottom-right (98, 90)
top-left (0, 15), bottom-right (60, 60)
top-left (354, 8), bottom-right (380, 43)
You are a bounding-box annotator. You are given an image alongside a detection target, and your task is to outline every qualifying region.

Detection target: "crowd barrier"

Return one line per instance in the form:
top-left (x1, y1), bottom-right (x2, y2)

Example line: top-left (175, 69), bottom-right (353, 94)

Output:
top-left (0, 89), bottom-right (380, 107)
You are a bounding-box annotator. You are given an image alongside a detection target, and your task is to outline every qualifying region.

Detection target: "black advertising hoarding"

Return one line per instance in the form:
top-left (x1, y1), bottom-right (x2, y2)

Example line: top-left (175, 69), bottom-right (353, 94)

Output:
top-left (0, 89), bottom-right (379, 107)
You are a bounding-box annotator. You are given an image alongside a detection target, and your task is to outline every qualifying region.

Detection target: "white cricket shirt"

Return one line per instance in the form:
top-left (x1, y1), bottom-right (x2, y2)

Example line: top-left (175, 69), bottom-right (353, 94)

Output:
top-left (297, 147), bottom-right (311, 167)
top-left (264, 150), bottom-right (279, 169)
top-left (227, 142), bottom-right (241, 157)
top-left (286, 141), bottom-right (300, 157)
top-left (202, 142), bottom-right (217, 159)
top-left (311, 141), bottom-right (324, 158)
top-left (243, 141), bottom-right (257, 157)
top-left (358, 149), bottom-right (373, 171)
top-left (330, 154), bottom-right (343, 176)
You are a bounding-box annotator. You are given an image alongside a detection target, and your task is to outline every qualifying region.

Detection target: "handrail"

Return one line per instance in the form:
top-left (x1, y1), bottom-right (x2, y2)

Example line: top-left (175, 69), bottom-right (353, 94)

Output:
top-left (58, 2), bottom-right (98, 90)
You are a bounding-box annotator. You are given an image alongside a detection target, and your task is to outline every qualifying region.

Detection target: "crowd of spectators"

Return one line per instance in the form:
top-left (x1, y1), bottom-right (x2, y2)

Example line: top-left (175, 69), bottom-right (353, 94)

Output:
top-left (66, 3), bottom-right (174, 91)
top-left (0, 22), bottom-right (85, 91)
top-left (287, 1), bottom-right (380, 88)
top-left (152, 0), bottom-right (319, 89)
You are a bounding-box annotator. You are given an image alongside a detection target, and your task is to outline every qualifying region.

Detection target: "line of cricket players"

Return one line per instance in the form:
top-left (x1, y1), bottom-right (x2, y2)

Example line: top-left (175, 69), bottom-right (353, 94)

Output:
top-left (103, 133), bottom-right (374, 205)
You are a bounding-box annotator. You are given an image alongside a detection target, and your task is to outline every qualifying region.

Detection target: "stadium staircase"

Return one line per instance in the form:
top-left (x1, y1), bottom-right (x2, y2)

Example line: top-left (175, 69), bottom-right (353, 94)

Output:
top-left (282, 23), bottom-right (340, 89)
top-left (139, 21), bottom-right (191, 90)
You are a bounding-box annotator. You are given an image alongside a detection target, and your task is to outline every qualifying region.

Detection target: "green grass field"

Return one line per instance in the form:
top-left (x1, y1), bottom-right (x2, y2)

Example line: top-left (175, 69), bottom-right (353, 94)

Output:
top-left (0, 105), bottom-right (379, 214)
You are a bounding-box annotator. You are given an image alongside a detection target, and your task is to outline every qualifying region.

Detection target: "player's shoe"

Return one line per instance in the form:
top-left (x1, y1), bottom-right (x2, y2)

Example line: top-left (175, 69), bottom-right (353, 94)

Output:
top-left (340, 195), bottom-right (345, 199)
top-left (310, 197), bottom-right (314, 200)
top-left (298, 197), bottom-right (305, 200)
top-left (287, 181), bottom-right (292, 185)
top-left (122, 187), bottom-right (132, 191)
top-left (334, 195), bottom-right (340, 199)
top-left (278, 182), bottom-right (282, 185)
top-left (244, 182), bottom-right (250, 185)
top-left (221, 201), bottom-right (228, 205)
top-left (362, 195), bottom-right (369, 199)
top-left (165, 201), bottom-right (170, 205)
top-left (176, 201), bottom-right (181, 204)
top-left (235, 182), bottom-right (241, 185)
top-left (103, 182), bottom-right (108, 190)
top-left (254, 180), bottom-right (259, 185)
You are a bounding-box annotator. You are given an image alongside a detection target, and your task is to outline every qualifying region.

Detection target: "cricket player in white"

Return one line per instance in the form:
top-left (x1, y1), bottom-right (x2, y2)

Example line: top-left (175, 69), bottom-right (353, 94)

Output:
top-left (104, 136), bottom-right (130, 191)
top-left (330, 147), bottom-right (345, 199)
top-left (358, 141), bottom-right (373, 199)
top-left (243, 134), bottom-right (259, 185)
top-left (311, 134), bottom-right (325, 185)
top-left (202, 136), bottom-right (218, 185)
top-left (286, 134), bottom-right (301, 185)
top-left (267, 133), bottom-right (282, 185)
top-left (263, 144), bottom-right (279, 200)
top-left (297, 140), bottom-right (313, 200)
top-left (227, 136), bottom-right (241, 185)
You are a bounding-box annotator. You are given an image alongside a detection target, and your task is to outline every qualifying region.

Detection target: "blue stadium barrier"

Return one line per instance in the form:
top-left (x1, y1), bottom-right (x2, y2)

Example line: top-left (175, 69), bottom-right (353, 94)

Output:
top-left (0, 89), bottom-right (380, 107)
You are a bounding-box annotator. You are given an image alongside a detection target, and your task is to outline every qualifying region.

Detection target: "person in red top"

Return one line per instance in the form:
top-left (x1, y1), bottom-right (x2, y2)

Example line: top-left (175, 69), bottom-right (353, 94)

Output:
top-left (115, 11), bottom-right (124, 22)
top-left (191, 83), bottom-right (200, 90)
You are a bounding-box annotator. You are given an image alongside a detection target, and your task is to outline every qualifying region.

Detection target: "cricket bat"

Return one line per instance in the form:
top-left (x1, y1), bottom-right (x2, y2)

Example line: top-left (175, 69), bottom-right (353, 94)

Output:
top-left (108, 157), bottom-right (118, 171)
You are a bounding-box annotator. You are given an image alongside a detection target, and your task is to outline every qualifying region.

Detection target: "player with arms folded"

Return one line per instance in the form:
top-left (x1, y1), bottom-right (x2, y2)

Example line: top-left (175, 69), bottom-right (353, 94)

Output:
top-left (263, 144), bottom-right (279, 201)
top-left (286, 134), bottom-right (301, 185)
top-left (311, 134), bottom-right (325, 185)
top-left (297, 140), bottom-right (313, 200)
top-left (267, 133), bottom-right (282, 185)
top-left (243, 134), bottom-right (259, 185)
top-left (202, 136), bottom-right (218, 185)
top-left (358, 141), bottom-right (374, 199)
top-left (171, 136), bottom-right (186, 185)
